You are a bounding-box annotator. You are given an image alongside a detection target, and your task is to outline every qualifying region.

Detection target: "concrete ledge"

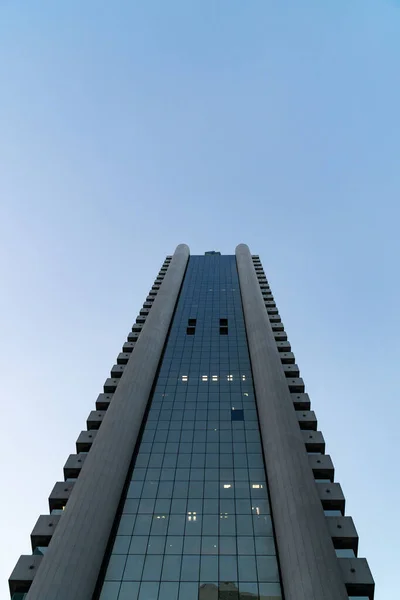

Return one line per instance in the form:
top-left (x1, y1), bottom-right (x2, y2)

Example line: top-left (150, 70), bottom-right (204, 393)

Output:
top-left (327, 517), bottom-right (359, 554)
top-left (9, 555), bottom-right (42, 595)
top-left (338, 558), bottom-right (375, 599)
top-left (31, 515), bottom-right (61, 551)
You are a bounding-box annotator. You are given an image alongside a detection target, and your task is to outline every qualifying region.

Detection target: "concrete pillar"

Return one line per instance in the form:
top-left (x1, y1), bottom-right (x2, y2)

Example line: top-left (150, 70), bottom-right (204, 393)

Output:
top-left (235, 243), bottom-right (347, 600)
top-left (27, 244), bottom-right (190, 600)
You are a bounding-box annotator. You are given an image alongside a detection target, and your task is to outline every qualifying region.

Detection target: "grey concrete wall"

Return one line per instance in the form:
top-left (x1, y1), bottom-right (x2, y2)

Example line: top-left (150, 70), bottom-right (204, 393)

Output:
top-left (235, 243), bottom-right (347, 600)
top-left (26, 243), bottom-right (190, 600)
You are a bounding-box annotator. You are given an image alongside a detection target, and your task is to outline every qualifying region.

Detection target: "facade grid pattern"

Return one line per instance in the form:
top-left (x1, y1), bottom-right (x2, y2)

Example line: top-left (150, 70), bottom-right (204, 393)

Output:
top-left (98, 255), bottom-right (282, 600)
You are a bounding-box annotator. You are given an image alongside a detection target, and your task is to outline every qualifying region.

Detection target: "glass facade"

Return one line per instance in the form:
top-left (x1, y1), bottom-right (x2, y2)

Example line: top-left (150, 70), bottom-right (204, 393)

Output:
top-left (98, 255), bottom-right (282, 600)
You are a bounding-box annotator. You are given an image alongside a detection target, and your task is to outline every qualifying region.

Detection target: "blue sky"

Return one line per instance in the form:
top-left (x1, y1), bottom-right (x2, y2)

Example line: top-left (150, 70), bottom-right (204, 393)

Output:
top-left (1, 1), bottom-right (399, 597)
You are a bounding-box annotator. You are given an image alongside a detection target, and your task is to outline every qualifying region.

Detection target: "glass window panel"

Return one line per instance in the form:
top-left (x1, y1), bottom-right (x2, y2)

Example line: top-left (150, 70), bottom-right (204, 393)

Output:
top-left (235, 499), bottom-right (252, 514)
top-left (181, 554), bottom-right (200, 581)
top-left (234, 482), bottom-right (250, 498)
top-left (158, 582), bottom-right (179, 600)
top-left (183, 535), bottom-right (201, 554)
top-left (133, 515), bottom-right (152, 536)
top-left (219, 454), bottom-right (233, 468)
top-left (138, 582), bottom-right (159, 600)
top-left (219, 555), bottom-right (238, 581)
top-left (165, 536), bottom-right (184, 554)
top-left (185, 513), bottom-right (202, 536)
top-left (168, 514), bottom-right (186, 535)
top-left (200, 555), bottom-right (219, 581)
top-left (249, 468), bottom-right (266, 481)
top-left (177, 455), bottom-right (191, 468)
top-left (138, 499), bottom-right (155, 514)
top-left (161, 555), bottom-right (182, 581)
top-left (252, 500), bottom-right (270, 515)
top-left (236, 515), bottom-right (253, 536)
top-left (112, 536), bottom-right (130, 554)
top-left (187, 498), bottom-right (203, 513)
top-left (171, 498), bottom-right (187, 513)
top-left (99, 581), bottom-right (120, 599)
top-left (237, 536), bottom-right (255, 555)
top-left (154, 498), bottom-right (171, 513)
top-left (219, 536), bottom-right (237, 554)
top-left (256, 556), bottom-right (280, 582)
top-left (105, 555), bottom-right (126, 581)
top-left (239, 582), bottom-right (259, 598)
top-left (238, 556), bottom-right (257, 581)
top-left (142, 555), bottom-right (163, 581)
top-left (201, 536), bottom-right (219, 555)
top-left (118, 582), bottom-right (140, 600)
top-left (148, 455), bottom-right (163, 468)
top-left (258, 582), bottom-right (282, 598)
top-left (204, 469), bottom-right (219, 481)
top-left (189, 481), bottom-right (204, 497)
top-left (191, 454), bottom-right (206, 468)
top-left (117, 515), bottom-right (136, 536)
top-left (123, 499), bottom-right (139, 514)
top-left (129, 536), bottom-right (148, 554)
top-left (175, 469), bottom-right (190, 481)
top-left (219, 513), bottom-right (236, 536)
top-left (127, 482), bottom-right (144, 499)
top-left (146, 536), bottom-right (166, 555)
top-left (157, 482), bottom-right (174, 498)
top-left (123, 555), bottom-right (145, 581)
top-left (202, 514), bottom-right (218, 536)
top-left (253, 515), bottom-right (273, 536)
top-left (141, 481), bottom-right (158, 498)
top-left (178, 582), bottom-right (199, 600)
top-left (233, 454), bottom-right (248, 468)
top-left (203, 498), bottom-right (219, 514)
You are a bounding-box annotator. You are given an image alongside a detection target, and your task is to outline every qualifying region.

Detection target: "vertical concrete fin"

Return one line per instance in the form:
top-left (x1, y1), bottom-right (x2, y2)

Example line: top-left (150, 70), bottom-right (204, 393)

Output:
top-left (26, 244), bottom-right (190, 600)
top-left (235, 243), bottom-right (347, 600)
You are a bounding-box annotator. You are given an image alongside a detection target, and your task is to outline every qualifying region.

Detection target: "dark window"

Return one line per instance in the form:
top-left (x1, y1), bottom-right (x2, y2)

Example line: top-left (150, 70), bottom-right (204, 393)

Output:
top-left (220, 327), bottom-right (228, 335)
top-left (187, 327), bottom-right (195, 335)
top-left (231, 409), bottom-right (244, 421)
top-left (220, 318), bottom-right (228, 326)
top-left (188, 319), bottom-right (197, 327)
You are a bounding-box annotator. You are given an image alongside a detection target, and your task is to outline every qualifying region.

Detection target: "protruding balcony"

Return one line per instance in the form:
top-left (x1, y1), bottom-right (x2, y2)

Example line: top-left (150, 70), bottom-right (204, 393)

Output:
top-left (9, 555), bottom-right (42, 596)
top-left (87, 410), bottom-right (106, 430)
top-left (291, 393), bottom-right (311, 410)
top-left (30, 514), bottom-right (61, 551)
top-left (48, 481), bottom-right (75, 511)
top-left (76, 430), bottom-right (97, 453)
top-left (302, 430), bottom-right (325, 453)
top-left (96, 393), bottom-right (113, 410)
top-left (316, 482), bottom-right (345, 513)
top-left (308, 454), bottom-right (334, 481)
top-left (64, 453), bottom-right (87, 479)
top-left (296, 410), bottom-right (317, 430)
top-left (339, 557), bottom-right (375, 599)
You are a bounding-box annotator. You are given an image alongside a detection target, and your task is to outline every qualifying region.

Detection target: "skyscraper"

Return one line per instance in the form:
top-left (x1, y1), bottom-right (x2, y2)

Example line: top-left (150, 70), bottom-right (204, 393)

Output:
top-left (9, 244), bottom-right (374, 600)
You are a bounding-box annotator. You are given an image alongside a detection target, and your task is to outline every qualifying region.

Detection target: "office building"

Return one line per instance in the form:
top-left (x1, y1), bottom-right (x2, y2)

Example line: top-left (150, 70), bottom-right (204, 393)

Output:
top-left (9, 244), bottom-right (374, 600)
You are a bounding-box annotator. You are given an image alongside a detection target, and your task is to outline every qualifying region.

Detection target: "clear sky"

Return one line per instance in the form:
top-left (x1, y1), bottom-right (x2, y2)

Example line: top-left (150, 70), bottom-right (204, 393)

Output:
top-left (1, 1), bottom-right (399, 598)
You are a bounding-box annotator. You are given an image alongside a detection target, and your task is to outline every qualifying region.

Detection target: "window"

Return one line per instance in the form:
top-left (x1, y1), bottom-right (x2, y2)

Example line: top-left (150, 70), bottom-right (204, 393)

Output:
top-left (220, 327), bottom-right (228, 335)
top-left (186, 327), bottom-right (195, 335)
top-left (231, 409), bottom-right (244, 421)
top-left (220, 318), bottom-right (228, 326)
top-left (188, 319), bottom-right (197, 327)
top-left (335, 548), bottom-right (356, 558)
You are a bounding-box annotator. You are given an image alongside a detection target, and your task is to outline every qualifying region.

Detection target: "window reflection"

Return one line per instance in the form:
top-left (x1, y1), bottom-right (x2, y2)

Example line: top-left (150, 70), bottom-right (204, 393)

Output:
top-left (99, 255), bottom-right (282, 596)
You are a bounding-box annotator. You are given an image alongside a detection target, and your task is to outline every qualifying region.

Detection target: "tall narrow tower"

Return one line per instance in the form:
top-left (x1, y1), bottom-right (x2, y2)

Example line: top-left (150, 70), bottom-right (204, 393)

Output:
top-left (9, 245), bottom-right (374, 600)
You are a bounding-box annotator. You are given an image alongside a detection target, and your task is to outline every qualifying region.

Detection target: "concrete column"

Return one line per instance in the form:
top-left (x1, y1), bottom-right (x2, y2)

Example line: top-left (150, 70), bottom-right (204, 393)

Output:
top-left (27, 244), bottom-right (190, 600)
top-left (235, 244), bottom-right (347, 600)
